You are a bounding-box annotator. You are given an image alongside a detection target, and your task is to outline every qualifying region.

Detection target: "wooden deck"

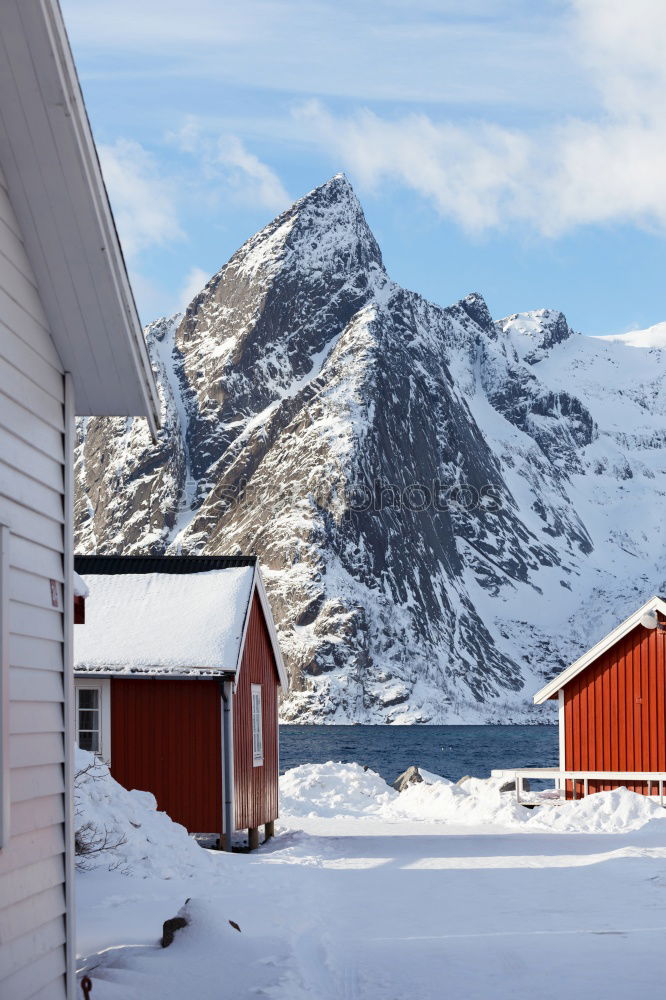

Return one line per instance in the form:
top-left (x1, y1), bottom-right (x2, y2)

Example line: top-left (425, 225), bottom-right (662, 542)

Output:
top-left (491, 768), bottom-right (666, 805)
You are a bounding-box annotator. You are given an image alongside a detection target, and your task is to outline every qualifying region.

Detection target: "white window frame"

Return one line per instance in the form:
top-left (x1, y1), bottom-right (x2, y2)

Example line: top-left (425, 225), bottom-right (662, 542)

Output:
top-left (74, 678), bottom-right (111, 763)
top-left (0, 525), bottom-right (10, 848)
top-left (251, 684), bottom-right (264, 767)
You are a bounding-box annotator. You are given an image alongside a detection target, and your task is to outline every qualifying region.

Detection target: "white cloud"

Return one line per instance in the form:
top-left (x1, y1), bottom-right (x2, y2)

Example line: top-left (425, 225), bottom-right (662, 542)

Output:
top-left (173, 122), bottom-right (290, 212)
top-left (570, 0), bottom-right (666, 117)
top-left (82, 0), bottom-right (666, 264)
top-left (178, 266), bottom-right (210, 311)
top-left (216, 137), bottom-right (290, 212)
top-left (99, 139), bottom-right (184, 257)
top-left (295, 103), bottom-right (534, 233)
top-left (293, 1), bottom-right (666, 237)
top-left (63, 0), bottom-right (583, 110)
top-left (97, 133), bottom-right (287, 323)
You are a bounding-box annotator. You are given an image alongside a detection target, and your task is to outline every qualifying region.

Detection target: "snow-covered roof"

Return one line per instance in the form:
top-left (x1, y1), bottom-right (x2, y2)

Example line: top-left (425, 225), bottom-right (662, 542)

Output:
top-left (74, 565), bottom-right (288, 688)
top-left (533, 596), bottom-right (666, 704)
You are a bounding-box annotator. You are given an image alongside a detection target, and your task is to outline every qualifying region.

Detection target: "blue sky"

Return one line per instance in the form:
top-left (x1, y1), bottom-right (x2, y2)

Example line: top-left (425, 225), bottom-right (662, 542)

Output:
top-left (62, 0), bottom-right (666, 335)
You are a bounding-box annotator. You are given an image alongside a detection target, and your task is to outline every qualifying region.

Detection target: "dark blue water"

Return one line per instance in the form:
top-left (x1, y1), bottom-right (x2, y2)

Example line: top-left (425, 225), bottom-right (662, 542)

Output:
top-left (279, 725), bottom-right (558, 784)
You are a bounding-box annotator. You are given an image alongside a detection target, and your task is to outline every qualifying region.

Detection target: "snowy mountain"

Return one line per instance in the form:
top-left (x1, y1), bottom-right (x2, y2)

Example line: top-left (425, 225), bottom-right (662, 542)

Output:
top-left (74, 174), bottom-right (666, 723)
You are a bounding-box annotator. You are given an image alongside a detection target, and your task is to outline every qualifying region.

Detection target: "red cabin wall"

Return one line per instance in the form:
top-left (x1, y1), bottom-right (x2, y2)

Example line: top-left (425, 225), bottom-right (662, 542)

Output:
top-left (110, 678), bottom-right (222, 834)
top-left (564, 624), bottom-right (666, 796)
top-left (233, 593), bottom-right (280, 830)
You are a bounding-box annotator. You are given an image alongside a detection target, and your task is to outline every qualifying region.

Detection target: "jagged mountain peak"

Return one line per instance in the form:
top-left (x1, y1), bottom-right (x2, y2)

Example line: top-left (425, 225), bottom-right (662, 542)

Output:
top-left (298, 171), bottom-right (356, 206)
top-left (284, 172), bottom-right (385, 277)
top-left (75, 179), bottom-right (666, 724)
top-left (146, 313), bottom-right (182, 344)
top-left (179, 174), bottom-right (376, 315)
top-left (250, 172), bottom-right (380, 263)
top-left (180, 173), bottom-right (386, 338)
top-left (493, 308), bottom-right (576, 362)
top-left (458, 291), bottom-right (494, 333)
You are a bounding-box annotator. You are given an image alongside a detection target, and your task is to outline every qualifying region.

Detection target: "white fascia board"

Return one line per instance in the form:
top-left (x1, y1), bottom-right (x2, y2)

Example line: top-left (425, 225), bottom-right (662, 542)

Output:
top-left (0, 0), bottom-right (160, 433)
top-left (255, 568), bottom-right (289, 691)
top-left (232, 566), bottom-right (257, 691)
top-left (74, 670), bottom-right (228, 679)
top-left (234, 567), bottom-right (289, 692)
top-left (533, 596), bottom-right (666, 704)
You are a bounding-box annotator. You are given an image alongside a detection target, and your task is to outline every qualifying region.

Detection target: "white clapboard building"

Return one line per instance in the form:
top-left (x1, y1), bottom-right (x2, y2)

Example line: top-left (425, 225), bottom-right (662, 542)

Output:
top-left (0, 2), bottom-right (160, 997)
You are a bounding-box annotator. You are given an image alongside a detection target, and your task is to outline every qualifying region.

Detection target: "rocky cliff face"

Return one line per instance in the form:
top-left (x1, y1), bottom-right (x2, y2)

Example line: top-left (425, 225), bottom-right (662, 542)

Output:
top-left (75, 175), bottom-right (666, 722)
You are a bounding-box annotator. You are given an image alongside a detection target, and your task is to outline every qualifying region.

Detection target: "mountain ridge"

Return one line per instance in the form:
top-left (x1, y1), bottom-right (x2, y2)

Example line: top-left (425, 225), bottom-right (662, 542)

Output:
top-left (74, 175), bottom-right (666, 723)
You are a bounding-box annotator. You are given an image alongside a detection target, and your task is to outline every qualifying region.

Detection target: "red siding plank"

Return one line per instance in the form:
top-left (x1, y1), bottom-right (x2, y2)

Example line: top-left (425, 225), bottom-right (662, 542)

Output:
top-left (655, 629), bottom-right (664, 769)
top-left (564, 623), bottom-right (666, 797)
top-left (618, 638), bottom-right (626, 772)
top-left (110, 678), bottom-right (222, 835)
top-left (107, 593), bottom-right (282, 836)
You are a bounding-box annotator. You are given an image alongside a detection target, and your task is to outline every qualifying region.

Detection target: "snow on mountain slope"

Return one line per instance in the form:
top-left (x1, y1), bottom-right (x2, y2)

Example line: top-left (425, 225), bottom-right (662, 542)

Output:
top-left (596, 321), bottom-right (666, 349)
top-left (74, 175), bottom-right (666, 723)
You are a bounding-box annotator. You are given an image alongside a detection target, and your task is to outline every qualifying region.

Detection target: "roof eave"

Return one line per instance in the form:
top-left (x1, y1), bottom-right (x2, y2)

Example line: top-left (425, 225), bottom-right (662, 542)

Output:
top-left (235, 567), bottom-right (289, 692)
top-left (74, 668), bottom-right (233, 679)
top-left (533, 595), bottom-right (666, 704)
top-left (0, 0), bottom-right (160, 432)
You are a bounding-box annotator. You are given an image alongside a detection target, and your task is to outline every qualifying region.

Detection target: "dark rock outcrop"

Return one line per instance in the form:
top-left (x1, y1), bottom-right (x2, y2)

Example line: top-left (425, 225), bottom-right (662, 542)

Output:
top-left (393, 766), bottom-right (425, 792)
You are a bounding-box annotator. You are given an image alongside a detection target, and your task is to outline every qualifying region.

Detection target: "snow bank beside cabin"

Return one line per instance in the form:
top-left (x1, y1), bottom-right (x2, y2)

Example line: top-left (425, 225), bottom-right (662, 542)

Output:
top-left (390, 778), bottom-right (666, 832)
top-left (75, 748), bottom-right (209, 878)
top-left (529, 787), bottom-right (666, 834)
top-left (279, 762), bottom-right (666, 833)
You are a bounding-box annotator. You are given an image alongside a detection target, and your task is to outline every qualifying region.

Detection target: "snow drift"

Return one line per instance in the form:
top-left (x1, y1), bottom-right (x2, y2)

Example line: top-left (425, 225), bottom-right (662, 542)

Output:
top-left (74, 748), bottom-right (209, 878)
top-left (387, 774), bottom-right (527, 828)
top-left (528, 787), bottom-right (666, 834)
top-left (279, 761), bottom-right (666, 833)
top-left (279, 761), bottom-right (398, 818)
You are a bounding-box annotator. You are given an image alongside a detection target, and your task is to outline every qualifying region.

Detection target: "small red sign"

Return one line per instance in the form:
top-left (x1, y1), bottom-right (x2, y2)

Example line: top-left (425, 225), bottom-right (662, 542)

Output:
top-left (50, 579), bottom-right (59, 608)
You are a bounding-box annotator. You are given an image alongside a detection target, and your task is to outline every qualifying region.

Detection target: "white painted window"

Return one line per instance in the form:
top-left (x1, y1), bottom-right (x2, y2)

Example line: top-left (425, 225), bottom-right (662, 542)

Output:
top-left (75, 679), bottom-right (110, 761)
top-left (77, 687), bottom-right (100, 752)
top-left (251, 684), bottom-right (263, 766)
top-left (0, 525), bottom-right (9, 848)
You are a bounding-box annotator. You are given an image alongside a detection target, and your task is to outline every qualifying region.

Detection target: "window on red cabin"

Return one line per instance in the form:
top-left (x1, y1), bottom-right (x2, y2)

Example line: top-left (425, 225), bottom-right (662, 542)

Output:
top-left (251, 684), bottom-right (263, 766)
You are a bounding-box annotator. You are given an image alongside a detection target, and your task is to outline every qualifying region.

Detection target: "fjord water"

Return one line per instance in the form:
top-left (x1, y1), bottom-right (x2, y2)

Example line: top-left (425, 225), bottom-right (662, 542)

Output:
top-left (279, 725), bottom-right (558, 784)
top-left (280, 725), bottom-right (558, 782)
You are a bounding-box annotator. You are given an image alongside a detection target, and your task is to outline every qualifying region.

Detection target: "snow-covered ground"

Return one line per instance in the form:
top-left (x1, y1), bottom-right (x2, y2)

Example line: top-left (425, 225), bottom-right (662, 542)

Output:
top-left (77, 754), bottom-right (666, 999)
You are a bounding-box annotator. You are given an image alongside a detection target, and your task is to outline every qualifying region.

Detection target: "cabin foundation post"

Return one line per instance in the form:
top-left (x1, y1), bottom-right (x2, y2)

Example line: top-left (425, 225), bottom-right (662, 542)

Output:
top-left (221, 678), bottom-right (235, 852)
top-left (248, 827), bottom-right (260, 851)
top-left (264, 820), bottom-right (275, 842)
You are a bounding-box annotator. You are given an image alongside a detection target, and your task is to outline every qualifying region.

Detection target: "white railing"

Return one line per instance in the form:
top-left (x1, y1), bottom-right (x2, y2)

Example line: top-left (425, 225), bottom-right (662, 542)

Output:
top-left (490, 768), bottom-right (666, 805)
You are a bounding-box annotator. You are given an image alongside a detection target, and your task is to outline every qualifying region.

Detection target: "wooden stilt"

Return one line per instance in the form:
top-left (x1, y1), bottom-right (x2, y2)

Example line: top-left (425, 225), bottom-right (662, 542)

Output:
top-left (248, 827), bottom-right (260, 851)
top-left (264, 820), bottom-right (275, 842)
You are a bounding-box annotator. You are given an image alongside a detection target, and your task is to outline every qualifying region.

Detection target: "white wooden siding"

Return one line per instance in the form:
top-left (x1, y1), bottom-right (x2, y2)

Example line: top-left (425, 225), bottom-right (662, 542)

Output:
top-left (0, 161), bottom-right (68, 999)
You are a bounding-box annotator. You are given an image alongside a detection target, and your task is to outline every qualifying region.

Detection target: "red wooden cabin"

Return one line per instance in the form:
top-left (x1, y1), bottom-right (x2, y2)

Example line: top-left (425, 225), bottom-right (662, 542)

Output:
top-left (73, 555), bottom-right (288, 849)
top-left (534, 596), bottom-right (666, 799)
